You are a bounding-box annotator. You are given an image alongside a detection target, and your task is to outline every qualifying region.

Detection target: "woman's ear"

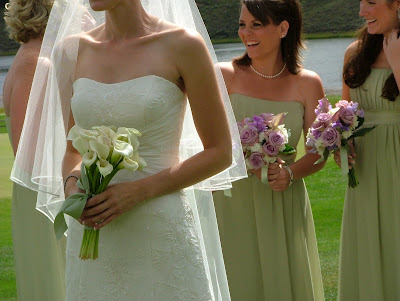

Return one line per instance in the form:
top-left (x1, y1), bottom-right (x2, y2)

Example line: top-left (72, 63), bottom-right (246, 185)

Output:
top-left (280, 20), bottom-right (289, 38)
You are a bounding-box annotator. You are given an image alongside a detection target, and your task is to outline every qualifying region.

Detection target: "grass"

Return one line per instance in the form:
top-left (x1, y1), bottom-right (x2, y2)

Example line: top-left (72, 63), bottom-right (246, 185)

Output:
top-left (211, 32), bottom-right (355, 44)
top-left (0, 95), bottom-right (346, 300)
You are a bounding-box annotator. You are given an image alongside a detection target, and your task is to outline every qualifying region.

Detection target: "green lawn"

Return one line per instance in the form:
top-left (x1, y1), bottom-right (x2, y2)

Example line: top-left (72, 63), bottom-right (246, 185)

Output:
top-left (0, 95), bottom-right (346, 300)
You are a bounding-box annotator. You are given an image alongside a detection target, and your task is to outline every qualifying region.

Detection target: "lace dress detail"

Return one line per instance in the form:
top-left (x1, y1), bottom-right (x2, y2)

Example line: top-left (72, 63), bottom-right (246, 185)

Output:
top-left (66, 75), bottom-right (213, 301)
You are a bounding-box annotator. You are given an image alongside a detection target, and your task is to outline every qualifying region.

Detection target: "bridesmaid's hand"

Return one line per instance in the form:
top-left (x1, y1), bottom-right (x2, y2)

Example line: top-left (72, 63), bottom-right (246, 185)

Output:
top-left (80, 182), bottom-right (147, 229)
top-left (333, 139), bottom-right (356, 169)
top-left (248, 157), bottom-right (285, 181)
top-left (268, 164), bottom-right (291, 192)
top-left (383, 30), bottom-right (400, 70)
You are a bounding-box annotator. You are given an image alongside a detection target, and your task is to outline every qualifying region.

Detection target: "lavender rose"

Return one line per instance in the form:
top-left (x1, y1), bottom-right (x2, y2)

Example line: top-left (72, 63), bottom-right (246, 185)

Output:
top-left (269, 131), bottom-right (285, 146)
top-left (263, 142), bottom-right (279, 156)
top-left (317, 112), bottom-right (332, 124)
top-left (240, 125), bottom-right (259, 145)
top-left (339, 107), bottom-right (355, 126)
top-left (321, 126), bottom-right (339, 147)
top-left (249, 152), bottom-right (264, 169)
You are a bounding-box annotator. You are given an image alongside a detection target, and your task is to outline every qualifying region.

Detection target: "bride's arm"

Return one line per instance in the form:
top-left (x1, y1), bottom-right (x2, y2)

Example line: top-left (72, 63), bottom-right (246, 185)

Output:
top-left (63, 109), bottom-right (83, 197)
top-left (81, 30), bottom-right (232, 229)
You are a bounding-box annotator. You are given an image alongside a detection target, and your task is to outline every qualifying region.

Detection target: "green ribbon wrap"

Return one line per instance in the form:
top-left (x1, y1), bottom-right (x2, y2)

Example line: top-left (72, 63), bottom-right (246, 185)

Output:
top-left (54, 164), bottom-right (90, 239)
top-left (261, 163), bottom-right (269, 185)
top-left (340, 147), bottom-right (349, 176)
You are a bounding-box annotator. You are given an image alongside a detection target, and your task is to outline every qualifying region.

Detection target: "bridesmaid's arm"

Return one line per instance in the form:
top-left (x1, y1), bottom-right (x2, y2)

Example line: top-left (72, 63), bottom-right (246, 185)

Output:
top-left (384, 30), bottom-right (400, 88)
top-left (81, 30), bottom-right (232, 228)
top-left (8, 53), bottom-right (38, 155)
top-left (268, 70), bottom-right (325, 192)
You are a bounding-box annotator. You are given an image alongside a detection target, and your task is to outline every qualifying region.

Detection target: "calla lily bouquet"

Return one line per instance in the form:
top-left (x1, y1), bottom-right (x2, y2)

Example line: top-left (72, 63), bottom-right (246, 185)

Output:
top-left (54, 125), bottom-right (146, 260)
top-left (238, 112), bottom-right (296, 184)
top-left (306, 97), bottom-right (374, 188)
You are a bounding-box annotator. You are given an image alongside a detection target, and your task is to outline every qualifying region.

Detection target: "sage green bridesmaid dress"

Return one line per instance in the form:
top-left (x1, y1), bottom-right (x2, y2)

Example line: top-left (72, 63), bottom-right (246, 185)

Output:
top-left (6, 117), bottom-right (66, 301)
top-left (213, 95), bottom-right (324, 301)
top-left (338, 68), bottom-right (400, 301)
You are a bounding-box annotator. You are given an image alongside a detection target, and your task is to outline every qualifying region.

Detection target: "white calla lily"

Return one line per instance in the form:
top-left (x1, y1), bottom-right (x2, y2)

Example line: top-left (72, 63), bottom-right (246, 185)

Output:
top-left (93, 125), bottom-right (116, 138)
top-left (80, 129), bottom-right (99, 141)
top-left (82, 151), bottom-right (97, 168)
top-left (96, 159), bottom-right (113, 177)
top-left (97, 135), bottom-right (112, 147)
top-left (67, 125), bottom-right (81, 141)
top-left (117, 157), bottom-right (139, 171)
top-left (72, 137), bottom-right (90, 155)
top-left (113, 133), bottom-right (130, 144)
top-left (111, 140), bottom-right (134, 164)
top-left (129, 135), bottom-right (140, 151)
top-left (89, 140), bottom-right (110, 160)
top-left (131, 151), bottom-right (147, 170)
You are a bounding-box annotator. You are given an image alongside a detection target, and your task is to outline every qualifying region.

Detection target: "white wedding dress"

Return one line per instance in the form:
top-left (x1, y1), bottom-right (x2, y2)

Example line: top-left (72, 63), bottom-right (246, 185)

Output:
top-left (65, 75), bottom-right (215, 300)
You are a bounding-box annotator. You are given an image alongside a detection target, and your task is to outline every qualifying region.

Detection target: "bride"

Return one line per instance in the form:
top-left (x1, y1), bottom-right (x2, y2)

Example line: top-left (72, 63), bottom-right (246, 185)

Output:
top-left (11, 0), bottom-right (246, 300)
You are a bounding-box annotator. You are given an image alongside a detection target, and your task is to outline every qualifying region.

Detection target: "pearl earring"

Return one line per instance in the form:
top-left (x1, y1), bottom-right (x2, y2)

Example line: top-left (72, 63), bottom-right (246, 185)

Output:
top-left (398, 7), bottom-right (400, 22)
top-left (281, 33), bottom-right (286, 38)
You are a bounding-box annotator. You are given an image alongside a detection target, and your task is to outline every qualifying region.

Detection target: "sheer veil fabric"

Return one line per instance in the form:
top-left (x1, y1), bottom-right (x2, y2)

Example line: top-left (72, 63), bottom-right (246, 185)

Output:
top-left (10, 0), bottom-right (246, 299)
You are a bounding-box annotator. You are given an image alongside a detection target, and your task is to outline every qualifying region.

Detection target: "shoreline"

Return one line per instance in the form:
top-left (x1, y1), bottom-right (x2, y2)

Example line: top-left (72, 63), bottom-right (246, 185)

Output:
top-left (211, 32), bottom-right (356, 44)
top-left (0, 32), bottom-right (356, 55)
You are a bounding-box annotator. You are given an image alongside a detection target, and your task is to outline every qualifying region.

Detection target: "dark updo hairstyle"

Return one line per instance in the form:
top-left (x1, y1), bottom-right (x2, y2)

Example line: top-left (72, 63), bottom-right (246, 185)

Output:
top-left (343, 0), bottom-right (399, 101)
top-left (233, 0), bottom-right (304, 75)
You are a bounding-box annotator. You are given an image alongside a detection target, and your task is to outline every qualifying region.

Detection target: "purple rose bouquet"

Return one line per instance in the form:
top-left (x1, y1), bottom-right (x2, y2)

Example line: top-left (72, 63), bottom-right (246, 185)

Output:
top-left (306, 97), bottom-right (375, 188)
top-left (238, 113), bottom-right (296, 183)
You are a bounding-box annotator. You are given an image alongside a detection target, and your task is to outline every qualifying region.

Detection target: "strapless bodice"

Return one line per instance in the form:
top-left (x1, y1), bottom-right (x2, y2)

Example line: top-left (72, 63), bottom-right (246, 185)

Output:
top-left (71, 75), bottom-right (187, 175)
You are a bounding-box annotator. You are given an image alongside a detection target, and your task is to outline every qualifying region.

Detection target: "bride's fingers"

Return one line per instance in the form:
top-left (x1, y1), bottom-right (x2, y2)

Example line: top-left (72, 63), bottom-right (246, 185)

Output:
top-left (86, 192), bottom-right (108, 208)
top-left (83, 208), bottom-right (113, 227)
top-left (82, 200), bottom-right (109, 218)
top-left (93, 214), bottom-right (117, 230)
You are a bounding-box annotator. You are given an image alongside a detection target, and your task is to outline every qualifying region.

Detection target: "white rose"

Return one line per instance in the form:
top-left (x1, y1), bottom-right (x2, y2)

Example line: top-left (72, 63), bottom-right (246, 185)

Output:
top-left (263, 155), bottom-right (277, 163)
top-left (342, 130), bottom-right (352, 139)
top-left (250, 143), bottom-right (262, 153)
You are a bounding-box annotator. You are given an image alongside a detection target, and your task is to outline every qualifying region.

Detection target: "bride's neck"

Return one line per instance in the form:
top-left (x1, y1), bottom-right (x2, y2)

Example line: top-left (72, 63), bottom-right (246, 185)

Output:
top-left (104, 1), bottom-right (153, 40)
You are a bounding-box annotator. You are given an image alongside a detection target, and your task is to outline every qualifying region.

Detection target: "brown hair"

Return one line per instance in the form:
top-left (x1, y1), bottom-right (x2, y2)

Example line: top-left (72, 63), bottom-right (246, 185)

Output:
top-left (233, 0), bottom-right (304, 75)
top-left (343, 1), bottom-right (399, 101)
top-left (4, 0), bottom-right (54, 43)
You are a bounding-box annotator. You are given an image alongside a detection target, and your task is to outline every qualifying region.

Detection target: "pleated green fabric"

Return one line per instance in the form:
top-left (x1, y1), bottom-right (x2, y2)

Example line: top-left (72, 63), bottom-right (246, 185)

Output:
top-left (6, 117), bottom-right (66, 301)
top-left (214, 95), bottom-right (324, 301)
top-left (339, 69), bottom-right (400, 301)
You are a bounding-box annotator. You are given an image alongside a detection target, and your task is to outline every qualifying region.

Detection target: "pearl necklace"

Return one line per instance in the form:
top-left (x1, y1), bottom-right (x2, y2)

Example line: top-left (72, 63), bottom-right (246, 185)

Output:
top-left (250, 63), bottom-right (286, 79)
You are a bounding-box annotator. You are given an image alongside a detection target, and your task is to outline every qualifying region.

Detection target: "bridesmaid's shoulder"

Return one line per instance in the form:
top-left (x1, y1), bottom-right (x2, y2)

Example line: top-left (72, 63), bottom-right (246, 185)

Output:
top-left (294, 68), bottom-right (324, 106)
top-left (217, 62), bottom-right (238, 91)
top-left (344, 41), bottom-right (359, 62)
top-left (295, 68), bottom-right (323, 90)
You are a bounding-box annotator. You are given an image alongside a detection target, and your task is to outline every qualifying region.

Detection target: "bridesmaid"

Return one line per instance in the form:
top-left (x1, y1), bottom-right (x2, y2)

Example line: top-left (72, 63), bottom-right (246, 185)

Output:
top-left (337, 0), bottom-right (400, 300)
top-left (3, 1), bottom-right (66, 300)
top-left (213, 0), bottom-right (325, 300)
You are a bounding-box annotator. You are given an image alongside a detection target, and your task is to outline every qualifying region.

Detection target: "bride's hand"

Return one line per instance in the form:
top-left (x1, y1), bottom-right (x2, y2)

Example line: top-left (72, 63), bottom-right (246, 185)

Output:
top-left (80, 182), bottom-right (147, 229)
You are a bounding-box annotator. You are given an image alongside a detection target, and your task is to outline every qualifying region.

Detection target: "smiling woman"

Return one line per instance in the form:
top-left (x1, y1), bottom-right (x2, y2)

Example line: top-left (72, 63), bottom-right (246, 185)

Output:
top-left (338, 0), bottom-right (400, 300)
top-left (212, 0), bottom-right (326, 300)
